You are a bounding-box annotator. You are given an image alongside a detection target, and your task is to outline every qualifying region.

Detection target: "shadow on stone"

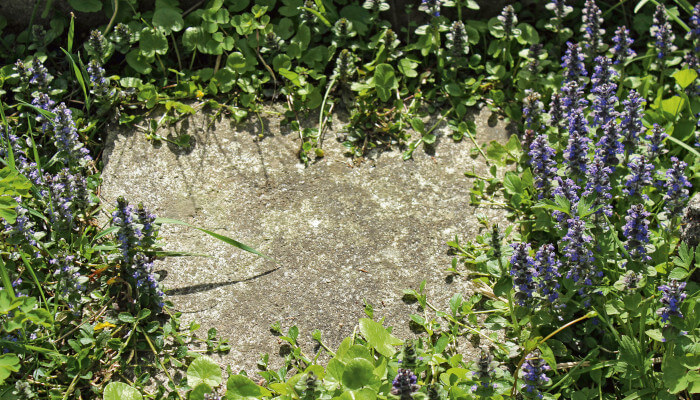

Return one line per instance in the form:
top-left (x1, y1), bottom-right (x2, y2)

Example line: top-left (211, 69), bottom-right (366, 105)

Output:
top-left (166, 267), bottom-right (280, 296)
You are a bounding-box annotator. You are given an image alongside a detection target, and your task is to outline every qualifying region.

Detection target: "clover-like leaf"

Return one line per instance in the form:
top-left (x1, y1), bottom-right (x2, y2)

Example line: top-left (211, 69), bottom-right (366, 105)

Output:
top-left (153, 7), bottom-right (184, 34)
top-left (187, 356), bottom-right (222, 388)
top-left (103, 382), bottom-right (143, 400)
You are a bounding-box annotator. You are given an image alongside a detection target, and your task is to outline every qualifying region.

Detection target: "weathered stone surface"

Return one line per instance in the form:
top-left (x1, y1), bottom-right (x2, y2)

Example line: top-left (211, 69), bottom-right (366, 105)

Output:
top-left (100, 104), bottom-right (511, 374)
top-left (682, 192), bottom-right (700, 249)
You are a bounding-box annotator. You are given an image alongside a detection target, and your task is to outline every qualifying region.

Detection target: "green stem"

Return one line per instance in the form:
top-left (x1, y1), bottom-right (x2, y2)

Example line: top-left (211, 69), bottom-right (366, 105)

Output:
top-left (103, 0), bottom-right (120, 36)
top-left (424, 301), bottom-right (507, 353)
top-left (19, 254), bottom-right (49, 315)
top-left (318, 77), bottom-right (336, 149)
top-left (140, 326), bottom-right (185, 400)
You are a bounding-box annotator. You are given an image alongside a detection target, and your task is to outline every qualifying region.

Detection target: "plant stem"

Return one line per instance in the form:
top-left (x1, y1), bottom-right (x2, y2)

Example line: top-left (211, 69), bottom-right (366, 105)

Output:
top-left (104, 0), bottom-right (120, 36)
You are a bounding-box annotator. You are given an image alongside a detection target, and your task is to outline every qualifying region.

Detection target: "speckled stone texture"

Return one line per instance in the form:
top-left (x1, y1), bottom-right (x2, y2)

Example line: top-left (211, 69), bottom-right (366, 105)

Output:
top-left (682, 192), bottom-right (700, 249)
top-left (99, 104), bottom-right (512, 374)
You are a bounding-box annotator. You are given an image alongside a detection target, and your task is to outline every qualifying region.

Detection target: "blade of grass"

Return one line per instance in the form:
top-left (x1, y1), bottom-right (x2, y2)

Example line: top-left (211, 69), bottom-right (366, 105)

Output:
top-left (19, 253), bottom-right (50, 314)
top-left (0, 257), bottom-right (15, 298)
top-left (666, 135), bottom-right (700, 158)
top-left (67, 11), bottom-right (75, 53)
top-left (60, 48), bottom-right (90, 112)
top-left (154, 217), bottom-right (279, 264)
top-left (0, 99), bottom-right (15, 170)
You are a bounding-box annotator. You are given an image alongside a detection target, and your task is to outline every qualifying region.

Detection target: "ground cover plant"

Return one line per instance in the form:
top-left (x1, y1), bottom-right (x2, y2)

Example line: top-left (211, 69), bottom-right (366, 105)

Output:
top-left (0, 0), bottom-right (698, 399)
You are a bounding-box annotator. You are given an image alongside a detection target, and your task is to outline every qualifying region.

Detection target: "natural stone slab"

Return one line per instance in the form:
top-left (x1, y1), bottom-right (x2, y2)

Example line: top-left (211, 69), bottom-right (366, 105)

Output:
top-left (100, 104), bottom-right (511, 374)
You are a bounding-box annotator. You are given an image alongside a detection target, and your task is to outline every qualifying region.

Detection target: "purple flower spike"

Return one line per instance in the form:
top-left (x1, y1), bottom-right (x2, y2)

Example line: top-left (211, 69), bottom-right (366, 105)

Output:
top-left (663, 157), bottom-right (692, 216)
top-left (620, 90), bottom-right (645, 151)
top-left (645, 124), bottom-right (667, 160)
top-left (561, 42), bottom-right (587, 82)
top-left (611, 26), bottom-right (636, 64)
top-left (529, 134), bottom-right (558, 199)
top-left (549, 93), bottom-right (565, 126)
top-left (392, 369), bottom-right (419, 400)
top-left (623, 155), bottom-right (655, 199)
top-left (595, 121), bottom-right (623, 169)
top-left (50, 103), bottom-right (93, 166)
top-left (583, 155), bottom-right (613, 217)
top-left (112, 197), bottom-right (164, 309)
top-left (510, 243), bottom-right (536, 307)
top-left (623, 204), bottom-right (651, 262)
top-left (535, 244), bottom-right (562, 304)
top-left (564, 109), bottom-right (591, 176)
top-left (651, 5), bottom-right (677, 60)
top-left (522, 349), bottom-right (550, 398)
top-left (86, 59), bottom-right (112, 98)
top-left (562, 217), bottom-right (598, 287)
top-left (552, 177), bottom-right (580, 224)
top-left (581, 0), bottom-right (605, 53)
top-left (657, 279), bottom-right (686, 322)
top-left (497, 5), bottom-right (518, 38)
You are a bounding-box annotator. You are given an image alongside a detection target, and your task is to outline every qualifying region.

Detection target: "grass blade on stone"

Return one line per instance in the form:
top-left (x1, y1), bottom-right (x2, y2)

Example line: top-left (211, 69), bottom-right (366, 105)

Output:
top-left (155, 218), bottom-right (278, 264)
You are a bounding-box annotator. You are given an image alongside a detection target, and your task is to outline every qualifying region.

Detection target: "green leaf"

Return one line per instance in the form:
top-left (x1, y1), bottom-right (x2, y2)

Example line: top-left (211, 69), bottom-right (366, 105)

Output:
top-left (493, 275), bottom-right (512, 297)
top-left (125, 50), bottom-right (153, 75)
top-left (118, 313), bottom-right (135, 323)
top-left (189, 383), bottom-right (214, 400)
top-left (645, 329), bottom-right (664, 342)
top-left (619, 335), bottom-right (641, 366)
top-left (103, 382), bottom-right (143, 400)
top-left (410, 117), bottom-right (425, 134)
top-left (503, 172), bottom-right (522, 195)
top-left (516, 22), bottom-right (539, 44)
top-left (154, 218), bottom-right (277, 263)
top-left (398, 58), bottom-right (418, 78)
top-left (0, 354), bottom-right (19, 385)
top-left (358, 318), bottom-right (403, 357)
top-left (660, 96), bottom-right (684, 118)
top-left (68, 0), bottom-right (102, 12)
top-left (226, 375), bottom-right (272, 399)
top-left (182, 27), bottom-right (205, 50)
top-left (153, 7), bottom-right (185, 34)
top-left (341, 358), bottom-right (374, 390)
top-left (187, 356), bottom-right (222, 388)
top-left (663, 356), bottom-right (690, 393)
top-left (668, 267), bottom-right (689, 280)
top-left (373, 63), bottom-right (397, 103)
top-left (140, 28), bottom-right (168, 57)
top-left (538, 342), bottom-right (556, 370)
top-left (672, 69), bottom-right (698, 89)
top-left (292, 24), bottom-right (311, 52)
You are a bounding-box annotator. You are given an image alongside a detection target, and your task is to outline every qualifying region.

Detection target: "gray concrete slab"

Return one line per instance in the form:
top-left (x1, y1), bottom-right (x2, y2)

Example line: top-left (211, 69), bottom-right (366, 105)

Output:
top-left (99, 103), bottom-right (511, 375)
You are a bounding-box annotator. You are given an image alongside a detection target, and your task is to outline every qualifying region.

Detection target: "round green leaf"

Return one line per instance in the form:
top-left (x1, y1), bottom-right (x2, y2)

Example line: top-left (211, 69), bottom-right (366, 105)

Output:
top-left (672, 69), bottom-right (698, 90)
top-left (153, 7), bottom-right (184, 34)
top-left (140, 28), bottom-right (169, 57)
top-left (187, 356), bottom-right (222, 388)
top-left (341, 358), bottom-right (374, 390)
top-left (182, 27), bottom-right (205, 50)
top-left (125, 50), bottom-right (152, 75)
top-left (103, 382), bottom-right (143, 400)
top-left (517, 22), bottom-right (539, 45)
top-left (226, 375), bottom-right (272, 399)
top-left (189, 383), bottom-right (215, 400)
top-left (0, 354), bottom-right (20, 385)
top-left (68, 0), bottom-right (102, 12)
